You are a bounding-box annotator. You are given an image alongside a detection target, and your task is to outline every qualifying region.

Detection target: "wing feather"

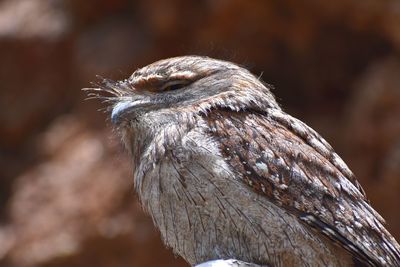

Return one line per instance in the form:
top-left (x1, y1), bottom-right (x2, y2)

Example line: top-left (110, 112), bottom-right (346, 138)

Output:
top-left (206, 109), bottom-right (400, 266)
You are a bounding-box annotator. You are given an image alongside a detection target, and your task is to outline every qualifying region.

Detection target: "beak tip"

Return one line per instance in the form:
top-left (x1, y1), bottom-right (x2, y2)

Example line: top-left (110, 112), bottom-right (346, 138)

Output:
top-left (111, 101), bottom-right (132, 125)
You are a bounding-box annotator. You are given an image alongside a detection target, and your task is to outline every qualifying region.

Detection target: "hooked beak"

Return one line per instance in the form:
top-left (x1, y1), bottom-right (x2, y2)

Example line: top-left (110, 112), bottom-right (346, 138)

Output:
top-left (111, 101), bottom-right (134, 125)
top-left (111, 99), bottom-right (152, 125)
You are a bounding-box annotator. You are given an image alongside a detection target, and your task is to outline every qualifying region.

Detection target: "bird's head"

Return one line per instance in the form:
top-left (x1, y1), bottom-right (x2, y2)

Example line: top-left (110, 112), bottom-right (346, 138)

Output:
top-left (88, 56), bottom-right (279, 151)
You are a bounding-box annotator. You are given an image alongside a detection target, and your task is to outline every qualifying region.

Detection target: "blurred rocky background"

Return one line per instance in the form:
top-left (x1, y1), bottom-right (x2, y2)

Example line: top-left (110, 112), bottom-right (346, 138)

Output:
top-left (0, 0), bottom-right (399, 266)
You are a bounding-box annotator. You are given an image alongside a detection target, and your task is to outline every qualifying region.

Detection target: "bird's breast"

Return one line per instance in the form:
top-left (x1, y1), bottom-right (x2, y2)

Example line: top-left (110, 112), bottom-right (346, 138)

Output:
top-left (134, 126), bottom-right (353, 266)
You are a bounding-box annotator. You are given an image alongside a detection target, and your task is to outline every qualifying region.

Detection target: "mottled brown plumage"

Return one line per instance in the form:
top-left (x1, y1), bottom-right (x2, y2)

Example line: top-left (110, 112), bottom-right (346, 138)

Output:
top-left (88, 56), bottom-right (400, 266)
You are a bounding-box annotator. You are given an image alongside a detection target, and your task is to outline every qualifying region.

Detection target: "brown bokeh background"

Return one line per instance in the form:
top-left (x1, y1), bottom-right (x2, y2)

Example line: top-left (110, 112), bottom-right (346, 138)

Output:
top-left (0, 0), bottom-right (399, 266)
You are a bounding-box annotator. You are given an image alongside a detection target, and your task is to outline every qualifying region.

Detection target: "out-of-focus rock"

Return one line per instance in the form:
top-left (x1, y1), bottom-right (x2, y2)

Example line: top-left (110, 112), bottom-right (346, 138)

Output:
top-left (0, 114), bottom-right (186, 267)
top-left (74, 16), bottom-right (154, 83)
top-left (345, 57), bottom-right (400, 238)
top-left (307, 0), bottom-right (400, 49)
top-left (67, 0), bottom-right (129, 27)
top-left (0, 0), bottom-right (69, 39)
top-left (346, 58), bottom-right (400, 175)
top-left (0, 0), bottom-right (73, 149)
top-left (0, 0), bottom-right (76, 225)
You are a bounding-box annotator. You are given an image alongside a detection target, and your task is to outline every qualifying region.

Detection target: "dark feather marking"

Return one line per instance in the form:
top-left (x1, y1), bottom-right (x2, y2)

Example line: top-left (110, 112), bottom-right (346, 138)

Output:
top-left (299, 213), bottom-right (376, 266)
top-left (183, 199), bottom-right (192, 229)
top-left (168, 195), bottom-right (180, 251)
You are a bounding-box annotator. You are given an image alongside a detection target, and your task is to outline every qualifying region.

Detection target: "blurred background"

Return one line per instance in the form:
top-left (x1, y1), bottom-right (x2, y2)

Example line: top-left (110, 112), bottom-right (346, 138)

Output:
top-left (0, 0), bottom-right (399, 266)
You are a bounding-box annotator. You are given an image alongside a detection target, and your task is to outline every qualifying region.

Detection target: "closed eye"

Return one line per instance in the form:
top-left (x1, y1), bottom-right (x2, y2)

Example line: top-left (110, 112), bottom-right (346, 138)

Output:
top-left (161, 80), bottom-right (190, 91)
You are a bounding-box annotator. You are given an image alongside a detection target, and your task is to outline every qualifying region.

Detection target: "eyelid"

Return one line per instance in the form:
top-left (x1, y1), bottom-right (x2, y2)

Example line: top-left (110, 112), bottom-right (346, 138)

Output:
top-left (160, 80), bottom-right (190, 91)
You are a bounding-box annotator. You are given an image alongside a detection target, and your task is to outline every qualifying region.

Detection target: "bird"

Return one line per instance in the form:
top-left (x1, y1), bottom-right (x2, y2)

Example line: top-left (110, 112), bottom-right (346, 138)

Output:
top-left (88, 56), bottom-right (400, 266)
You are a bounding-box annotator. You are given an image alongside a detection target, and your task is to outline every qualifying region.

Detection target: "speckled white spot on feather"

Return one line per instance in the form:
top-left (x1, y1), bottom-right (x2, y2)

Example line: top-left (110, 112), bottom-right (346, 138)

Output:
top-left (255, 162), bottom-right (268, 172)
top-left (278, 184), bottom-right (288, 190)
